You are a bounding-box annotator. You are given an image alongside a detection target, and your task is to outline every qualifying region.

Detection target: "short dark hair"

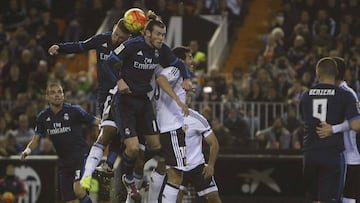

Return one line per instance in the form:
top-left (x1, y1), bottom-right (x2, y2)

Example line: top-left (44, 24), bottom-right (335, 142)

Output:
top-left (332, 56), bottom-right (346, 81)
top-left (46, 80), bottom-right (63, 95)
top-left (172, 46), bottom-right (191, 61)
top-left (316, 57), bottom-right (338, 77)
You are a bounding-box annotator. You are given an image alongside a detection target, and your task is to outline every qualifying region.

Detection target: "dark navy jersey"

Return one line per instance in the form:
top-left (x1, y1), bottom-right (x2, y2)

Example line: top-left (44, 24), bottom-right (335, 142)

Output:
top-left (300, 83), bottom-right (360, 152)
top-left (107, 36), bottom-right (191, 94)
top-left (34, 103), bottom-right (96, 162)
top-left (57, 32), bottom-right (119, 104)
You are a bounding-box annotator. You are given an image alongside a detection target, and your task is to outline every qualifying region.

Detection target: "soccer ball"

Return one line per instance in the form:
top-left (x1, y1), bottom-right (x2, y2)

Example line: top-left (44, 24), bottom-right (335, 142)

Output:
top-left (123, 8), bottom-right (147, 33)
top-left (2, 191), bottom-right (15, 203)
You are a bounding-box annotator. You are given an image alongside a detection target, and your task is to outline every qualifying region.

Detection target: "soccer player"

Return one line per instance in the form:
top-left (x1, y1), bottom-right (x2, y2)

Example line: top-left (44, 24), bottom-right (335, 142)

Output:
top-left (299, 57), bottom-right (360, 203)
top-left (20, 81), bottom-right (100, 203)
top-left (48, 18), bottom-right (131, 178)
top-left (107, 14), bottom-right (192, 201)
top-left (146, 46), bottom-right (194, 203)
top-left (316, 57), bottom-right (360, 202)
top-left (176, 107), bottom-right (222, 203)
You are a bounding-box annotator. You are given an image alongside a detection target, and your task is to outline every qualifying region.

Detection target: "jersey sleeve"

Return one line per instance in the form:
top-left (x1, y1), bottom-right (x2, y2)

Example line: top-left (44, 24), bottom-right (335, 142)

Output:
top-left (34, 113), bottom-right (46, 137)
top-left (190, 110), bottom-right (212, 138)
top-left (160, 44), bottom-right (191, 79)
top-left (73, 105), bottom-right (97, 125)
top-left (159, 66), bottom-right (180, 84)
top-left (58, 33), bottom-right (103, 53)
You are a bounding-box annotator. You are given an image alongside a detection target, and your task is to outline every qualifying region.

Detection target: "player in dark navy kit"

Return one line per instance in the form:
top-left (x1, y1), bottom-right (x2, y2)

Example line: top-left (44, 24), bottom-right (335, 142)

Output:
top-left (20, 81), bottom-right (100, 203)
top-left (107, 14), bottom-right (192, 201)
top-left (300, 57), bottom-right (360, 203)
top-left (48, 18), bottom-right (131, 177)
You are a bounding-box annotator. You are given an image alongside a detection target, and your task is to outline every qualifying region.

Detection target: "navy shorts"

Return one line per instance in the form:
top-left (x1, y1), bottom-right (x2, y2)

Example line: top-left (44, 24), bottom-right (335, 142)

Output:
top-left (118, 94), bottom-right (159, 139)
top-left (58, 157), bottom-right (86, 201)
top-left (303, 150), bottom-right (345, 203)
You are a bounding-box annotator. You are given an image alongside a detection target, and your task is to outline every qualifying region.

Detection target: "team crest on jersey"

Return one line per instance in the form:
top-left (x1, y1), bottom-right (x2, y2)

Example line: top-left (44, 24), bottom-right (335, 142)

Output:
top-left (125, 128), bottom-right (130, 135)
top-left (154, 49), bottom-right (159, 58)
top-left (64, 113), bottom-right (69, 120)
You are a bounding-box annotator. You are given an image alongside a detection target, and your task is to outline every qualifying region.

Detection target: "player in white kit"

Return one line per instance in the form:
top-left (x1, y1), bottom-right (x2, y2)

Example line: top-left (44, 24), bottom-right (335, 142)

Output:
top-left (316, 57), bottom-right (360, 202)
top-left (176, 107), bottom-right (222, 203)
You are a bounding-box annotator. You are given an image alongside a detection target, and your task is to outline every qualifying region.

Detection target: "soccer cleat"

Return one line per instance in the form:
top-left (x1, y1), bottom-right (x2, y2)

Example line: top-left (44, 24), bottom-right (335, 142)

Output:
top-left (80, 176), bottom-right (92, 190)
top-left (122, 174), bottom-right (141, 203)
top-left (95, 162), bottom-right (114, 176)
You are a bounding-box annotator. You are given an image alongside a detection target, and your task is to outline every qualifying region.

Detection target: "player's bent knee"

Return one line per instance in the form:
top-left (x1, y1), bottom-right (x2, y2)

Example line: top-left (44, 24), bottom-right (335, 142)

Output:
top-left (167, 168), bottom-right (183, 185)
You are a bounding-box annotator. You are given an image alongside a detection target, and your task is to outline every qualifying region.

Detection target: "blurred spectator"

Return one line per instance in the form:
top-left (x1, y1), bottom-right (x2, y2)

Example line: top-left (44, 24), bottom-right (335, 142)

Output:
top-left (189, 40), bottom-right (206, 73)
top-left (4, 131), bottom-right (22, 155)
top-left (10, 93), bottom-right (28, 121)
top-left (28, 60), bottom-right (49, 94)
top-left (0, 118), bottom-right (8, 138)
top-left (0, 164), bottom-right (26, 202)
top-left (2, 64), bottom-right (26, 100)
top-left (255, 116), bottom-right (292, 149)
top-left (312, 9), bottom-right (336, 37)
top-left (287, 79), bottom-right (308, 105)
top-left (14, 114), bottom-right (34, 146)
top-left (211, 118), bottom-right (233, 147)
top-left (2, 0), bottom-right (26, 31)
top-left (276, 72), bottom-right (292, 101)
top-left (223, 107), bottom-right (251, 147)
top-left (18, 49), bottom-right (37, 78)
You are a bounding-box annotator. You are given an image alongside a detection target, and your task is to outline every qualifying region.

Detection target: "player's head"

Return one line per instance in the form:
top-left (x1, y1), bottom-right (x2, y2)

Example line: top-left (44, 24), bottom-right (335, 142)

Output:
top-left (172, 46), bottom-right (195, 73)
top-left (112, 18), bottom-right (131, 45)
top-left (315, 57), bottom-right (338, 82)
top-left (144, 12), bottom-right (166, 49)
top-left (332, 56), bottom-right (346, 81)
top-left (46, 81), bottom-right (64, 106)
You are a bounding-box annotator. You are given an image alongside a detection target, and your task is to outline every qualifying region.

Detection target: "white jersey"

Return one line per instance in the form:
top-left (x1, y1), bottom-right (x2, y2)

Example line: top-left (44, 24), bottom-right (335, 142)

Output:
top-left (184, 109), bottom-right (213, 171)
top-left (153, 66), bottom-right (185, 133)
top-left (340, 81), bottom-right (360, 165)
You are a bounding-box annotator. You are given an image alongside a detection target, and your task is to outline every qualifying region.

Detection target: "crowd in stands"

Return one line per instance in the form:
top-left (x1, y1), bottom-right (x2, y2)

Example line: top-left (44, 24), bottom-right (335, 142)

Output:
top-left (1, 0), bottom-right (360, 156)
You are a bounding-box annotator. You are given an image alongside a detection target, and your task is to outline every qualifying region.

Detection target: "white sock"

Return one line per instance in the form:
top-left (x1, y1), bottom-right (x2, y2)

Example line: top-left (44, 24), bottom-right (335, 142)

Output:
top-left (83, 143), bottom-right (104, 177)
top-left (161, 183), bottom-right (179, 203)
top-left (125, 193), bottom-right (134, 203)
top-left (148, 171), bottom-right (165, 203)
top-left (342, 197), bottom-right (356, 203)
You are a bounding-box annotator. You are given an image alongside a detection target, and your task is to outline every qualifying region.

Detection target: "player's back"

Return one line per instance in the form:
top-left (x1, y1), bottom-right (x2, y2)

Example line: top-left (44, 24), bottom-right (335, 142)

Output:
top-left (300, 83), bottom-right (359, 152)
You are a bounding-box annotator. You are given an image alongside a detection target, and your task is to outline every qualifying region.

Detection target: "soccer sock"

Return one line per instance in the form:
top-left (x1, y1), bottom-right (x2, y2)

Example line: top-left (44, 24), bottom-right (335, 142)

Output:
top-left (106, 151), bottom-right (117, 168)
top-left (148, 170), bottom-right (166, 203)
top-left (83, 143), bottom-right (104, 177)
top-left (161, 183), bottom-right (179, 203)
top-left (133, 172), bottom-right (143, 189)
top-left (80, 194), bottom-right (92, 203)
top-left (121, 152), bottom-right (136, 180)
top-left (342, 197), bottom-right (355, 203)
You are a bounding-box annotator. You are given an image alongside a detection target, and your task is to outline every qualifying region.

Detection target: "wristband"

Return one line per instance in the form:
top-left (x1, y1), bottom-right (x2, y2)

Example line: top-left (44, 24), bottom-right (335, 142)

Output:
top-left (24, 148), bottom-right (31, 155)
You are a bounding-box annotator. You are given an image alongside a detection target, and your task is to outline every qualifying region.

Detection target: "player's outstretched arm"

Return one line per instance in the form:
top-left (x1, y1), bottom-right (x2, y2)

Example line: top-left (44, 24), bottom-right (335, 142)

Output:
top-left (20, 135), bottom-right (40, 160)
top-left (156, 75), bottom-right (189, 116)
